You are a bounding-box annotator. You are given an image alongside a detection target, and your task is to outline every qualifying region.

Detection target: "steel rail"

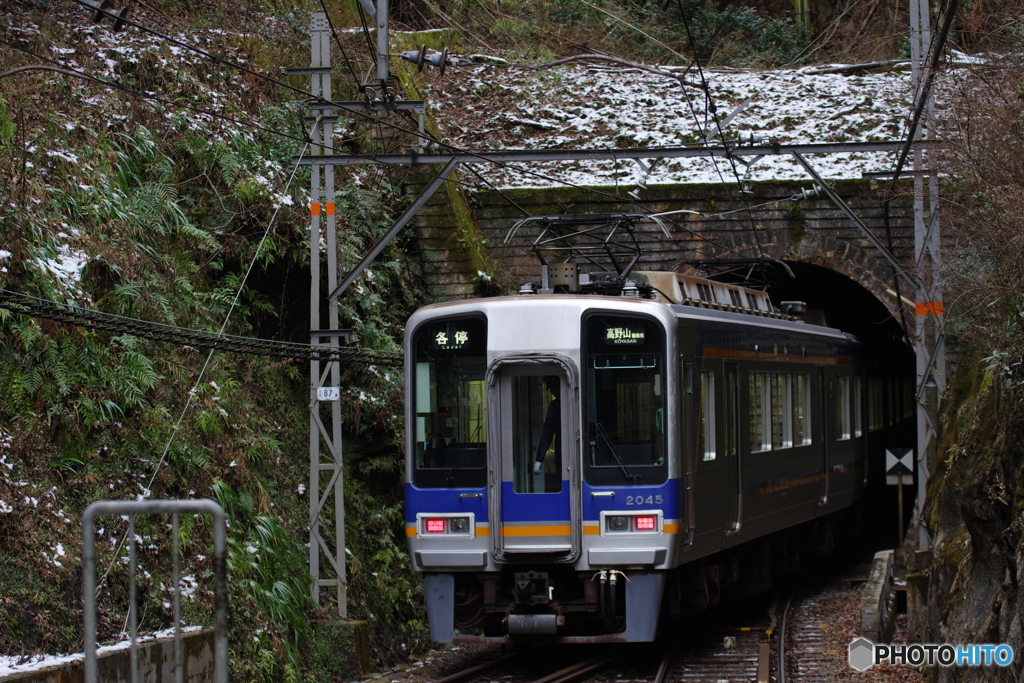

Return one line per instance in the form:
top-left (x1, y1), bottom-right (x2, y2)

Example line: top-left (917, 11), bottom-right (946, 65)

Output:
top-left (532, 656), bottom-right (617, 683)
top-left (653, 643), bottom-right (675, 683)
top-left (433, 653), bottom-right (519, 683)
top-left (776, 586), bottom-right (798, 683)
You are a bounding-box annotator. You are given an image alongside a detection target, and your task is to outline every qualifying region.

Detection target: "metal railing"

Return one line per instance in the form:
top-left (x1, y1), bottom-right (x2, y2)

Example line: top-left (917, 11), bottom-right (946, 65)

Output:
top-left (82, 499), bottom-right (228, 683)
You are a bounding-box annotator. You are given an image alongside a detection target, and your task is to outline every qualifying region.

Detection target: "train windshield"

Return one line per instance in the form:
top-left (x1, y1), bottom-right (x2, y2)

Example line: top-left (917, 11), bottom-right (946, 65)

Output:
top-left (584, 315), bottom-right (666, 484)
top-left (411, 317), bottom-right (488, 488)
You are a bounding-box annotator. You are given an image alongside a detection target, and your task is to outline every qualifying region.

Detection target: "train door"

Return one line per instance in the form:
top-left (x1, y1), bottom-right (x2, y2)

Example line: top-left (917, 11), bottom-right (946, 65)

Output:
top-left (817, 367), bottom-right (830, 506)
top-left (692, 358), bottom-right (726, 550)
top-left (490, 362), bottom-right (580, 561)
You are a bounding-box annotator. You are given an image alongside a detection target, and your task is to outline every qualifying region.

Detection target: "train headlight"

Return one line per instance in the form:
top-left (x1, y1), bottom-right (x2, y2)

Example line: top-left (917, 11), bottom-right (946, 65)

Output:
top-left (599, 510), bottom-right (664, 536)
top-left (635, 515), bottom-right (657, 531)
top-left (607, 515), bottom-right (630, 532)
top-left (415, 512), bottom-right (476, 537)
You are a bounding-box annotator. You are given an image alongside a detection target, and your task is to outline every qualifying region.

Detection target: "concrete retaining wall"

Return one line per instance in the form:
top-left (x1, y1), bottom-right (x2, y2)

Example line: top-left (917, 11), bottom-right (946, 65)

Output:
top-left (2, 629), bottom-right (215, 683)
top-left (860, 550), bottom-right (896, 644)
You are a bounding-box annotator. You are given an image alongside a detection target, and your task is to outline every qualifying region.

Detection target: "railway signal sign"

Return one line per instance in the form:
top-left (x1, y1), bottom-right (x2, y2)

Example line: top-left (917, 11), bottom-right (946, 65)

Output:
top-left (887, 447), bottom-right (914, 546)
top-left (886, 448), bottom-right (914, 485)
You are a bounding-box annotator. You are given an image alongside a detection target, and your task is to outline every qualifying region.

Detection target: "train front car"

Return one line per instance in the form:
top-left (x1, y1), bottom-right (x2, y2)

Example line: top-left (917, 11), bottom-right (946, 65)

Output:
top-left (405, 297), bottom-right (679, 643)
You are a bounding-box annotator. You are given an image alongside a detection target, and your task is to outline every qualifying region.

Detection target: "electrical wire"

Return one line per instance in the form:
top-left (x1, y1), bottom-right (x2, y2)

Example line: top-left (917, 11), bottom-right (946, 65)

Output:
top-left (674, 0), bottom-right (765, 252)
top-left (317, 0), bottom-right (364, 93)
top-left (355, 2), bottom-right (379, 73)
top-left (879, 0), bottom-right (958, 340)
top-left (0, 289), bottom-right (401, 365)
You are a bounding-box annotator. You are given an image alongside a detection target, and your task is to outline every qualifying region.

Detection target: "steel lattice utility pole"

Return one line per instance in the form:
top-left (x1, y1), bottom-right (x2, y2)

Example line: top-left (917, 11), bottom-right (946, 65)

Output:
top-left (290, 13), bottom-right (349, 617)
top-left (909, 0), bottom-right (946, 551)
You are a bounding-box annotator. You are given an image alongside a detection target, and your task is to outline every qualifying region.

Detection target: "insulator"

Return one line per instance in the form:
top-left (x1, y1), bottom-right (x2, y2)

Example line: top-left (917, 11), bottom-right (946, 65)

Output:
top-left (399, 47), bottom-right (450, 75)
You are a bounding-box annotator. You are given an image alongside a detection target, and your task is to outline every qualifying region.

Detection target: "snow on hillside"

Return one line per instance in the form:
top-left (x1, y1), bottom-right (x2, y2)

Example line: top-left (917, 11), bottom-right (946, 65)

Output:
top-left (427, 60), bottom-right (945, 189)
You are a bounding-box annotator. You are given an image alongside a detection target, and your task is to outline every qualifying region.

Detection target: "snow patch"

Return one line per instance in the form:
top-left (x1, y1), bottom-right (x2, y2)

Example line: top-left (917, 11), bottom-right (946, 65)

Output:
top-left (0, 627), bottom-right (207, 678)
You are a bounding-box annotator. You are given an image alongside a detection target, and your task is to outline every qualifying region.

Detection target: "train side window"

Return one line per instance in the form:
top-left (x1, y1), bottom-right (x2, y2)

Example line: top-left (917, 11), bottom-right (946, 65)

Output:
top-left (749, 372), bottom-right (771, 452)
top-left (793, 373), bottom-right (812, 446)
top-left (771, 373), bottom-right (792, 449)
top-left (725, 364), bottom-right (738, 457)
top-left (868, 378), bottom-right (882, 432)
top-left (700, 370), bottom-right (716, 461)
top-left (904, 377), bottom-right (914, 419)
top-left (836, 375), bottom-right (851, 440)
top-left (853, 376), bottom-right (863, 438)
top-left (884, 378), bottom-right (892, 428)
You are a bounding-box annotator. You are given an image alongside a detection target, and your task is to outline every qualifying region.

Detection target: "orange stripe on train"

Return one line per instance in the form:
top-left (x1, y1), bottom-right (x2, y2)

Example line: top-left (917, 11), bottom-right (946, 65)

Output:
top-left (501, 525), bottom-right (571, 537)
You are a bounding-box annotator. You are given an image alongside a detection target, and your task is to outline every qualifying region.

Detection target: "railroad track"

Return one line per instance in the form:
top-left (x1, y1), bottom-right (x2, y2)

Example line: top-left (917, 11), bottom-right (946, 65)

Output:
top-left (778, 578), bottom-right (864, 683)
top-left (655, 606), bottom-right (775, 683)
top-left (421, 558), bottom-right (882, 683)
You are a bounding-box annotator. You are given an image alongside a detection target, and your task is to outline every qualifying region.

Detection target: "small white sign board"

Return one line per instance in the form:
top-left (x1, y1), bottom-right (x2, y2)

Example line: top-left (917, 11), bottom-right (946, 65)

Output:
top-left (886, 448), bottom-right (913, 485)
top-left (317, 387), bottom-right (341, 401)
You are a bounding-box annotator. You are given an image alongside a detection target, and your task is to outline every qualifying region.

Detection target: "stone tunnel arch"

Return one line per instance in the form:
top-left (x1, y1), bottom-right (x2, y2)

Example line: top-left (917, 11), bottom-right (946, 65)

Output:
top-left (708, 230), bottom-right (911, 327)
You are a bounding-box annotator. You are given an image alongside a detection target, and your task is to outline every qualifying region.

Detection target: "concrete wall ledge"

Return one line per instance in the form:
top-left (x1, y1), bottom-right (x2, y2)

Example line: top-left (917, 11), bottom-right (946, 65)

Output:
top-left (2, 628), bottom-right (215, 683)
top-left (859, 549), bottom-right (896, 643)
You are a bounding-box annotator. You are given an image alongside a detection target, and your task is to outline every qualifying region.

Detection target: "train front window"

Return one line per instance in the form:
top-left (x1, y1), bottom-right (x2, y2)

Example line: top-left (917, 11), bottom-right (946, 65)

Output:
top-left (412, 317), bottom-right (487, 487)
top-left (584, 315), bottom-right (666, 484)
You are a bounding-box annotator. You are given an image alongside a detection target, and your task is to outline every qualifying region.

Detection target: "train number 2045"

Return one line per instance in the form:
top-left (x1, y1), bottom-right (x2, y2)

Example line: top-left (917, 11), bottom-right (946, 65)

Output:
top-left (625, 495), bottom-right (663, 506)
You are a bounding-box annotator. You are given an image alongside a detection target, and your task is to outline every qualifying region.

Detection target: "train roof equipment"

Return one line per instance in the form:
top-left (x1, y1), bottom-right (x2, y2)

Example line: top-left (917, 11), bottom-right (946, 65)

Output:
top-left (506, 213), bottom-right (806, 321)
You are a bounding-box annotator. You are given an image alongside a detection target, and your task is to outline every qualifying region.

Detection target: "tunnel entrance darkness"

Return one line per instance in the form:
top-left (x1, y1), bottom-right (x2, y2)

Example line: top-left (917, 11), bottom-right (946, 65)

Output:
top-left (712, 260), bottom-right (918, 549)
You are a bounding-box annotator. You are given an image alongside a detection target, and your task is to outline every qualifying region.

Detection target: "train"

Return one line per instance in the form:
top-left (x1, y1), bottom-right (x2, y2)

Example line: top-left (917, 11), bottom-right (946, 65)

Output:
top-left (403, 255), bottom-right (878, 643)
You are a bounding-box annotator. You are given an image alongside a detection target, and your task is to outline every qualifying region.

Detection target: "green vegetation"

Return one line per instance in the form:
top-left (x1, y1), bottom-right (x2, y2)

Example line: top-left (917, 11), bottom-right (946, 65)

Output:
top-left (0, 2), bottom-right (428, 678)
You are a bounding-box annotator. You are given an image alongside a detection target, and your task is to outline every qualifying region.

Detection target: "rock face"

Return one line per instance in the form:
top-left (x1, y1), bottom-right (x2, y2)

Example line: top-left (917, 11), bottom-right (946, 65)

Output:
top-left (927, 354), bottom-right (1024, 682)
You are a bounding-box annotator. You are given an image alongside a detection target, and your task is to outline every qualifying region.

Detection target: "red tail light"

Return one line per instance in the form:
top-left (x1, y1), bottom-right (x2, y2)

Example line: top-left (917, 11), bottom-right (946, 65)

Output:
top-left (425, 518), bottom-right (446, 533)
top-left (635, 515), bottom-right (657, 531)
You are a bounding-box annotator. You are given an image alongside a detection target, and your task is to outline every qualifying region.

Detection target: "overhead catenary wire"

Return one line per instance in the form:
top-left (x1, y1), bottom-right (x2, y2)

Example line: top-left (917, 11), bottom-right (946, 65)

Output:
top-left (0, 289), bottom-right (401, 365)
top-left (317, 0), bottom-right (365, 93)
top-left (673, 0), bottom-right (766, 253)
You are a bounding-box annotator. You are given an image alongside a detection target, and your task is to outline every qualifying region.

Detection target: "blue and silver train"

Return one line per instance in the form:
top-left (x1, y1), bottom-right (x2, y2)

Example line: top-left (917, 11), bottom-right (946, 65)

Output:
top-left (404, 267), bottom-right (867, 643)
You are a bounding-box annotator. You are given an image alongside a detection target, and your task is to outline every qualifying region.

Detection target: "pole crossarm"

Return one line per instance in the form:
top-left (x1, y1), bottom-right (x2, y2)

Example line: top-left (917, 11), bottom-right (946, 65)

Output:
top-left (328, 158), bottom-right (462, 302)
top-left (790, 151), bottom-right (922, 290)
top-left (294, 140), bottom-right (944, 167)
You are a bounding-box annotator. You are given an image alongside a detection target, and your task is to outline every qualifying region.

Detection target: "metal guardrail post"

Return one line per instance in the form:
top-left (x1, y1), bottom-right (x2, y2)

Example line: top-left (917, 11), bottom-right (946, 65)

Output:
top-left (82, 499), bottom-right (228, 683)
